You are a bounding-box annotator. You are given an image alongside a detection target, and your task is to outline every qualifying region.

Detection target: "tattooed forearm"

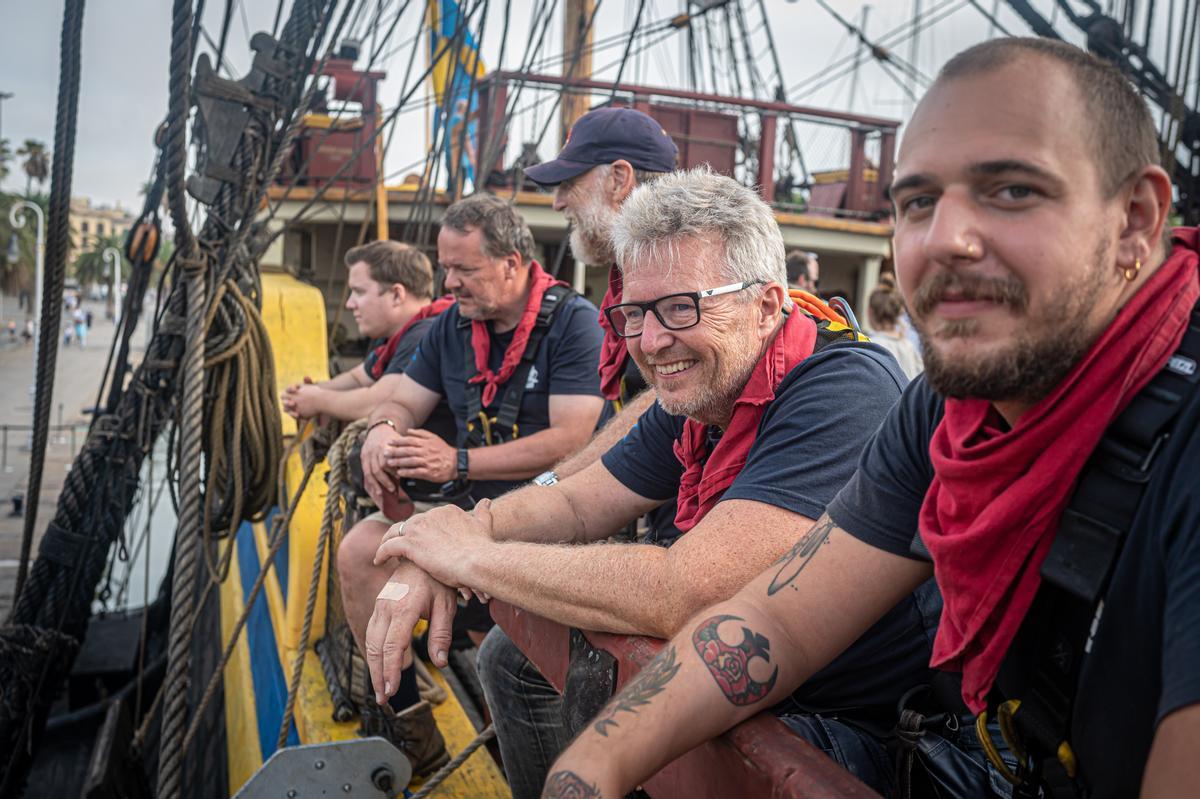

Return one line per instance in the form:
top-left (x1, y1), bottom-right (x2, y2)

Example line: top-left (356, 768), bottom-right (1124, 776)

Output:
top-left (691, 614), bottom-right (778, 706)
top-left (543, 770), bottom-right (602, 798)
top-left (767, 515), bottom-right (835, 596)
top-left (593, 645), bottom-right (681, 736)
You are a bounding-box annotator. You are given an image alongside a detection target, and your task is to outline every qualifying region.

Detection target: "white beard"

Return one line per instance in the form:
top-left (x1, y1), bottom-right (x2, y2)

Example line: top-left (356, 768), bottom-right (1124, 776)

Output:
top-left (567, 196), bottom-right (620, 267)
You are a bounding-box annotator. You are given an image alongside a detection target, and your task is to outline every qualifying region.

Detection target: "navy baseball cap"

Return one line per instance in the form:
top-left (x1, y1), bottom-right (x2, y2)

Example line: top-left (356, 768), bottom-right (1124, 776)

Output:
top-left (524, 107), bottom-right (679, 186)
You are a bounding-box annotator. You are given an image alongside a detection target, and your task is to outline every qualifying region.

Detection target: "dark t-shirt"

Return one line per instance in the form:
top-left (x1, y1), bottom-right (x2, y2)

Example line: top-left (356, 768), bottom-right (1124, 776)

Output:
top-left (404, 294), bottom-right (605, 500)
top-left (827, 375), bottom-right (1200, 797)
top-left (361, 317), bottom-right (458, 447)
top-left (602, 342), bottom-right (944, 714)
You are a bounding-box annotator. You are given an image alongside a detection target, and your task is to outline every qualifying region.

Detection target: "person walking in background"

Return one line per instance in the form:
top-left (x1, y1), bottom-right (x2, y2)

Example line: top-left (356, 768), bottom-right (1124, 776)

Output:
top-left (72, 307), bottom-right (87, 348)
top-left (866, 277), bottom-right (923, 379)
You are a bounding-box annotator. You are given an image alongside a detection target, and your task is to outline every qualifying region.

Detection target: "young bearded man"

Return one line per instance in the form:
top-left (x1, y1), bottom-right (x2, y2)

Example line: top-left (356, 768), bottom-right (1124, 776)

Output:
top-left (366, 169), bottom-right (940, 798)
top-left (281, 240), bottom-right (453, 432)
top-left (545, 39), bottom-right (1200, 799)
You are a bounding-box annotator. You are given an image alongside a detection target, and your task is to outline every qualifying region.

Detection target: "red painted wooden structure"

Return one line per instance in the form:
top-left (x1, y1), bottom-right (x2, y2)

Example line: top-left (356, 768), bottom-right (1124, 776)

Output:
top-left (474, 70), bottom-right (899, 218)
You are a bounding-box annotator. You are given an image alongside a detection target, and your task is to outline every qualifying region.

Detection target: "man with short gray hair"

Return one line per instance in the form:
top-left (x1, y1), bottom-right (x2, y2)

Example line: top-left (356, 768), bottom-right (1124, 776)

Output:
top-left (366, 168), bottom-right (940, 797)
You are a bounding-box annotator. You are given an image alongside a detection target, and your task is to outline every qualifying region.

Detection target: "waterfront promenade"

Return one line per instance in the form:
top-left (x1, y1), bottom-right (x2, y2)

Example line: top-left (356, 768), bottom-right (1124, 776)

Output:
top-left (0, 295), bottom-right (137, 614)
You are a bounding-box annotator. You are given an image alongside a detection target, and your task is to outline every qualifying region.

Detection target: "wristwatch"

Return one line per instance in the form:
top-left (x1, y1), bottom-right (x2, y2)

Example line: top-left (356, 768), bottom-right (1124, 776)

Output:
top-left (456, 448), bottom-right (470, 480)
top-left (532, 470), bottom-right (559, 487)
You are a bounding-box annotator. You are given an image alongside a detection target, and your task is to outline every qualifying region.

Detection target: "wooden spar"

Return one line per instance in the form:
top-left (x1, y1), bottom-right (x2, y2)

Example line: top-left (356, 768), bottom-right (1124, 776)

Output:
top-left (374, 104), bottom-right (389, 240)
top-left (561, 0), bottom-right (596, 143)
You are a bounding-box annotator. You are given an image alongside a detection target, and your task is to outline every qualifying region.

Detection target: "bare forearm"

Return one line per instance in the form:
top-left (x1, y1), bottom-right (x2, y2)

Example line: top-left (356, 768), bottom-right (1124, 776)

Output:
top-left (555, 390), bottom-right (654, 479)
top-left (545, 520), bottom-right (934, 798)
top-left (314, 384), bottom-right (388, 422)
top-left (466, 541), bottom-right (690, 636)
top-left (369, 399), bottom-right (418, 431)
top-left (321, 367), bottom-right (368, 390)
top-left (466, 427), bottom-right (589, 482)
top-left (487, 485), bottom-right (594, 544)
top-left (547, 593), bottom-right (810, 797)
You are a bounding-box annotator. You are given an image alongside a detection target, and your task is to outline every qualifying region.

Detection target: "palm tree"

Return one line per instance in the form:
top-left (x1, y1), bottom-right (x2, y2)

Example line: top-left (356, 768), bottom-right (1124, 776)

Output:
top-left (17, 139), bottom-right (49, 197)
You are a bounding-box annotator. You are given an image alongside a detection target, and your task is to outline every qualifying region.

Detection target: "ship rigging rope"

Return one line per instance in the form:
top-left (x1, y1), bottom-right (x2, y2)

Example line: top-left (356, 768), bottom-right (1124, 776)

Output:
top-left (276, 419), bottom-right (367, 749)
top-left (10, 0), bottom-right (86, 608)
top-left (156, 0), bottom-right (207, 792)
top-left (3, 0), bottom-right (330, 793)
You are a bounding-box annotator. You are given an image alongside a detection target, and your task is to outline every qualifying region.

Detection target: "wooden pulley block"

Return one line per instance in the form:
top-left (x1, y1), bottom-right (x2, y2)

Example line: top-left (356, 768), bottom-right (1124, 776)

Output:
top-left (125, 220), bottom-right (161, 264)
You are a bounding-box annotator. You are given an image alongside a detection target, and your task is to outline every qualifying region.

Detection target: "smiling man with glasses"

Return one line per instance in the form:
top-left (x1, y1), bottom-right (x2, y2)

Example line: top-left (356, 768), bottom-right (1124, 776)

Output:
top-left (366, 167), bottom-right (939, 797)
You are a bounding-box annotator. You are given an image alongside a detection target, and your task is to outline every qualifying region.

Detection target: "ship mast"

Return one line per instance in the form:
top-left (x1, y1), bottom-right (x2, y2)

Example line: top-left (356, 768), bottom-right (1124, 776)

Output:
top-left (562, 0), bottom-right (596, 142)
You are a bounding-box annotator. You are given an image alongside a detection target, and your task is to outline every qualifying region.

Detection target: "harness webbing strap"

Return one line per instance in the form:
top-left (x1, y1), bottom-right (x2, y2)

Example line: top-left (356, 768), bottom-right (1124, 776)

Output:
top-left (462, 284), bottom-right (573, 448)
top-left (996, 300), bottom-right (1200, 796)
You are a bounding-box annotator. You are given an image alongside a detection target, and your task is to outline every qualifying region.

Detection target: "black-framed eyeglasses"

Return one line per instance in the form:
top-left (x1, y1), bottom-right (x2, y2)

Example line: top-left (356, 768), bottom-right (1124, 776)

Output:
top-left (603, 281), bottom-right (762, 339)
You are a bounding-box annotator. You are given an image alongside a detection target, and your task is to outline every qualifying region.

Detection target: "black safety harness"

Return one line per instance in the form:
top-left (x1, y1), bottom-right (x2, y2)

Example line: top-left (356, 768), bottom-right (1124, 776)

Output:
top-left (460, 283), bottom-right (573, 449)
top-left (909, 300), bottom-right (1200, 797)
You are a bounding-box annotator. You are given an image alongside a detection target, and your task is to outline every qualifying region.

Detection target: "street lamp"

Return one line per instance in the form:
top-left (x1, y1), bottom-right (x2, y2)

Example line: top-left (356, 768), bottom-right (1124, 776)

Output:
top-left (9, 200), bottom-right (45, 432)
top-left (102, 247), bottom-right (122, 327)
top-left (9, 200), bottom-right (45, 352)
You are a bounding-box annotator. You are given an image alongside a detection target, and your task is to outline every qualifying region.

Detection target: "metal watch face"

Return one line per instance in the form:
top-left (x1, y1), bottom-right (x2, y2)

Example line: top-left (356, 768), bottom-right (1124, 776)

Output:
top-left (533, 470), bottom-right (559, 487)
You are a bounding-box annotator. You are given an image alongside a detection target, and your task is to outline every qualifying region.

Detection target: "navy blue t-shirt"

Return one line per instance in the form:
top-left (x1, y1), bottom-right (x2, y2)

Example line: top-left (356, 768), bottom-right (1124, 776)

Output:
top-left (827, 375), bottom-right (1200, 797)
top-left (361, 317), bottom-right (458, 447)
top-left (362, 317), bottom-right (436, 378)
top-left (404, 294), bottom-right (605, 499)
top-left (602, 341), bottom-right (944, 715)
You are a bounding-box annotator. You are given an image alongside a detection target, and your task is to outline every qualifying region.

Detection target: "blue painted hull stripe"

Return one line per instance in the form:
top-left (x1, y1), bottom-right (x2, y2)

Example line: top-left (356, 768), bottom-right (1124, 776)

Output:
top-left (236, 519), bottom-right (300, 758)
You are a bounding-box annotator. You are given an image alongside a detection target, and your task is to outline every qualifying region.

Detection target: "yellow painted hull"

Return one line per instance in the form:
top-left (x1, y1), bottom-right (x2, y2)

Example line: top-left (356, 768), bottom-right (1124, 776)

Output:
top-left (217, 272), bottom-right (509, 797)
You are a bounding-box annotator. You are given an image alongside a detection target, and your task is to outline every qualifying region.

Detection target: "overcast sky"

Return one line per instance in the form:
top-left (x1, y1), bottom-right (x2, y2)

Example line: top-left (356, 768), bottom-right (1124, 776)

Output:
top-left (0, 1), bottom-right (1094, 212)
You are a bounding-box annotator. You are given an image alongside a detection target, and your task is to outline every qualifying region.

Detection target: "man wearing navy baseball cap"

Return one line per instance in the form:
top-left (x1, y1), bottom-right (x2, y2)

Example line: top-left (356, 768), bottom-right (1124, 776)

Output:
top-left (527, 107), bottom-right (678, 418)
top-left (470, 107), bottom-right (682, 797)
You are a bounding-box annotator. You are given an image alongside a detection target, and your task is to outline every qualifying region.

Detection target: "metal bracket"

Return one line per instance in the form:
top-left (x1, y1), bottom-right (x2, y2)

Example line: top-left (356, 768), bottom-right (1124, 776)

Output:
top-left (560, 628), bottom-right (617, 739)
top-left (233, 738), bottom-right (411, 799)
top-left (187, 33), bottom-right (299, 206)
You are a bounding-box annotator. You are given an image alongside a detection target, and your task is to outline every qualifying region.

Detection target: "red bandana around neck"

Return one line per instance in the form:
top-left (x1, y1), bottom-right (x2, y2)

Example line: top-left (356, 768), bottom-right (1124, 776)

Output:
top-left (921, 228), bottom-right (1200, 713)
top-left (469, 261), bottom-right (569, 407)
top-left (597, 266), bottom-right (629, 401)
top-left (369, 295), bottom-right (457, 381)
top-left (672, 309), bottom-right (818, 533)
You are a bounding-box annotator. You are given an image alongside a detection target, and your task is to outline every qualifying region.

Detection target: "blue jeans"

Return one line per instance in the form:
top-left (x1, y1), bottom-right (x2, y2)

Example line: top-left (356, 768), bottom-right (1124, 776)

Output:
top-left (476, 626), bottom-right (569, 799)
top-left (778, 713), bottom-right (894, 795)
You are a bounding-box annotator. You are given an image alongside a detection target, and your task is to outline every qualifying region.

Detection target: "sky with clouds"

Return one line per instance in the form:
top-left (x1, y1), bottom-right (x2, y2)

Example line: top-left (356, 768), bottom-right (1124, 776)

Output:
top-left (0, 1), bottom-right (1095, 212)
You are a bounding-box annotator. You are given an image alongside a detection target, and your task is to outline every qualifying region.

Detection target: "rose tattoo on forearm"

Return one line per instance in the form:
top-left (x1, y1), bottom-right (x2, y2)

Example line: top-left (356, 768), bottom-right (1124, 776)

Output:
top-left (691, 614), bottom-right (779, 706)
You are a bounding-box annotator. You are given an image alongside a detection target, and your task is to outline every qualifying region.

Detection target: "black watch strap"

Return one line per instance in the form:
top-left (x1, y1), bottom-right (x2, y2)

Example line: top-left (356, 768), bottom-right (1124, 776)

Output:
top-left (456, 448), bottom-right (469, 480)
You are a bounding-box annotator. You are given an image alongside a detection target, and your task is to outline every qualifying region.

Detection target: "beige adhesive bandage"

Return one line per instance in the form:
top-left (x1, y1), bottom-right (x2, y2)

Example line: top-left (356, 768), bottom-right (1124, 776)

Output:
top-left (377, 581), bottom-right (410, 602)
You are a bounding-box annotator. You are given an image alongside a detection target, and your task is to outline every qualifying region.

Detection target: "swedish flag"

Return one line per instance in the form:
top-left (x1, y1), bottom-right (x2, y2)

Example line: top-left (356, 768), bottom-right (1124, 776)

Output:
top-left (428, 0), bottom-right (486, 188)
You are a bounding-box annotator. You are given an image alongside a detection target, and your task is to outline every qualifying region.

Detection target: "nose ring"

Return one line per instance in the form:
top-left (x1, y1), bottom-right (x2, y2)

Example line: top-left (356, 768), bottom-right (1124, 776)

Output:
top-left (966, 242), bottom-right (979, 257)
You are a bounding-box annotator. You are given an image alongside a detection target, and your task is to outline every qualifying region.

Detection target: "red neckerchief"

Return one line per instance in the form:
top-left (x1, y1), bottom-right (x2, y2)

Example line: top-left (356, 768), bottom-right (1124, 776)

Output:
top-left (921, 228), bottom-right (1200, 713)
top-left (672, 309), bottom-right (818, 533)
top-left (597, 265), bottom-right (628, 401)
top-left (368, 295), bottom-right (457, 381)
top-left (469, 261), bottom-right (569, 407)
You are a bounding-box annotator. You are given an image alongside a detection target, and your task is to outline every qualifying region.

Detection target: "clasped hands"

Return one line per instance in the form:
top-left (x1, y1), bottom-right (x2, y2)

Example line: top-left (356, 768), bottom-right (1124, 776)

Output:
top-left (281, 376), bottom-right (327, 424)
top-left (360, 422), bottom-right (459, 507)
top-left (364, 501), bottom-right (496, 705)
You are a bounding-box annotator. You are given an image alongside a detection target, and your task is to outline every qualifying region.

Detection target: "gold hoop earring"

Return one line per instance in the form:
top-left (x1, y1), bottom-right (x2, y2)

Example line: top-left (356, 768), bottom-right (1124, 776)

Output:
top-left (1123, 257), bottom-right (1141, 282)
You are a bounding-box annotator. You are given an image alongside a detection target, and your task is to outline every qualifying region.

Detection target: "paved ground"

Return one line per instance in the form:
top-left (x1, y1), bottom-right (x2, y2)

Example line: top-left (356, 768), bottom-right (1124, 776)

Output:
top-left (0, 294), bottom-right (149, 615)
